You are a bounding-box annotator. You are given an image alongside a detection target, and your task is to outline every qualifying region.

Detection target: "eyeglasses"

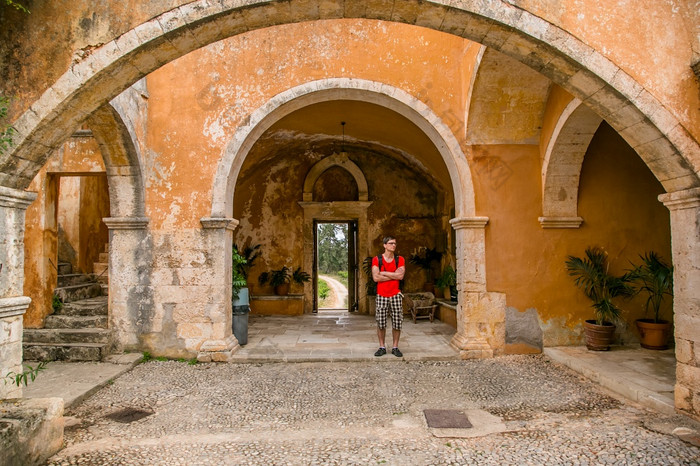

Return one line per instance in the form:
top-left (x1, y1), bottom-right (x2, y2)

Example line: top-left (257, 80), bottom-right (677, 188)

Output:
top-left (386, 242), bottom-right (396, 245)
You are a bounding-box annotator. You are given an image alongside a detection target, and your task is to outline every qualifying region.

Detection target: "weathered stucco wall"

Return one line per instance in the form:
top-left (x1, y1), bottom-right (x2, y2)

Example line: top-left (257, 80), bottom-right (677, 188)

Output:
top-left (232, 143), bottom-right (445, 303)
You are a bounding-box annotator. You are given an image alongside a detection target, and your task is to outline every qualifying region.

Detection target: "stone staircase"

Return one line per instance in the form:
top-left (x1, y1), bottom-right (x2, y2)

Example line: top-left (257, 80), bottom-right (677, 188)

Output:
top-left (23, 254), bottom-right (111, 362)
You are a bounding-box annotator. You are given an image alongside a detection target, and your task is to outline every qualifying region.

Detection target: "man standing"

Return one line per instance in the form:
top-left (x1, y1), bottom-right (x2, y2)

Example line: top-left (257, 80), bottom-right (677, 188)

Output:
top-left (372, 236), bottom-right (405, 357)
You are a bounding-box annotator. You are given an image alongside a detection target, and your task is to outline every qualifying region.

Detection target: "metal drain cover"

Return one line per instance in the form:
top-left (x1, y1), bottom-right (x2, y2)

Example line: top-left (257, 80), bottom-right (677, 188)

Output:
top-left (423, 409), bottom-right (472, 429)
top-left (106, 408), bottom-right (153, 423)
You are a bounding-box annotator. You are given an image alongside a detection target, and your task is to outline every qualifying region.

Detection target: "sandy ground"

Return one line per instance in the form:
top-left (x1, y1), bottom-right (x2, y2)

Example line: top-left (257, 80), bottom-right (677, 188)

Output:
top-left (318, 274), bottom-right (347, 309)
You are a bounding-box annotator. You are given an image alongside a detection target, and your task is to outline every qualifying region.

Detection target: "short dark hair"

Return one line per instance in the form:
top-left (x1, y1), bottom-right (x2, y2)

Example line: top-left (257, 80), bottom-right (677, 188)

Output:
top-left (383, 236), bottom-right (396, 244)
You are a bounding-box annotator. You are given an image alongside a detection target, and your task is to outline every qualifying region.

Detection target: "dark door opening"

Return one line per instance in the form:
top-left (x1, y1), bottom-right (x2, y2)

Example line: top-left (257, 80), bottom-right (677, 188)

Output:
top-left (314, 221), bottom-right (358, 312)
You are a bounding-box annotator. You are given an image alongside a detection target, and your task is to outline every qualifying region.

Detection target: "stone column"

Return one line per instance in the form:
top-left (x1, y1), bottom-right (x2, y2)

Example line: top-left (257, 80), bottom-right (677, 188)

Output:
top-left (0, 186), bottom-right (37, 398)
top-left (198, 217), bottom-right (240, 362)
top-left (659, 187), bottom-right (700, 421)
top-left (449, 217), bottom-right (506, 358)
top-left (103, 217), bottom-right (152, 352)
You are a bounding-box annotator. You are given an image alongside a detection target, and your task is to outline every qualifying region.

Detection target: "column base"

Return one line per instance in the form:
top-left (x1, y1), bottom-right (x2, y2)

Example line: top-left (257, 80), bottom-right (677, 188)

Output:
top-left (197, 335), bottom-right (240, 362)
top-left (450, 331), bottom-right (494, 359)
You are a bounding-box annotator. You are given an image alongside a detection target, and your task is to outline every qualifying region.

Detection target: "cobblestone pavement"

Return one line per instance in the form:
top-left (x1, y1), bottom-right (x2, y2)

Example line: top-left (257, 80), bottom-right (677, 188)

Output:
top-left (49, 355), bottom-right (699, 465)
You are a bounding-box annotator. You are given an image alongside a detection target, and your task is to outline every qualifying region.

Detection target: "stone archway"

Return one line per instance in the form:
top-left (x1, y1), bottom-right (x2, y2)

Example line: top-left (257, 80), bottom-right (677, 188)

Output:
top-left (2, 1), bottom-right (697, 194)
top-left (539, 98), bottom-right (603, 228)
top-left (209, 78), bottom-right (503, 357)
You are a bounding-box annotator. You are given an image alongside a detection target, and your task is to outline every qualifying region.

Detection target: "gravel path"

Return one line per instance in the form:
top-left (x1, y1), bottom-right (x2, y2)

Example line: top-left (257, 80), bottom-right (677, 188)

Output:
top-left (49, 355), bottom-right (700, 465)
top-left (318, 274), bottom-right (348, 309)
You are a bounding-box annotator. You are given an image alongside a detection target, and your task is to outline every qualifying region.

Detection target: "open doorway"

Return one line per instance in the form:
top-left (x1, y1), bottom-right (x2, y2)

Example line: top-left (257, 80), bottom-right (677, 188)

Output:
top-left (314, 221), bottom-right (358, 312)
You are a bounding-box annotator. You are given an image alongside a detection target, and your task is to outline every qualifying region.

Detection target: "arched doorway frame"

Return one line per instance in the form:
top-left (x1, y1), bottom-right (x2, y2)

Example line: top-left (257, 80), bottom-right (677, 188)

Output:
top-left (209, 78), bottom-right (500, 355)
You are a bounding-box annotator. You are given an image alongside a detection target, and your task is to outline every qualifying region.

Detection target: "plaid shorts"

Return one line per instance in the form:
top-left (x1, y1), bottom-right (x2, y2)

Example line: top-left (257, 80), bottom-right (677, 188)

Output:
top-left (375, 294), bottom-right (403, 330)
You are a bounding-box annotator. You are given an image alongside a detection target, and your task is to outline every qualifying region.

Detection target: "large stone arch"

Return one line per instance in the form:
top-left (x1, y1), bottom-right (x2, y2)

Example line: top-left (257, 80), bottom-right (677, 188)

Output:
top-left (211, 78), bottom-right (472, 219)
top-left (0, 1), bottom-right (697, 194)
top-left (209, 77), bottom-right (502, 357)
top-left (86, 103), bottom-right (146, 219)
top-left (539, 98), bottom-right (603, 228)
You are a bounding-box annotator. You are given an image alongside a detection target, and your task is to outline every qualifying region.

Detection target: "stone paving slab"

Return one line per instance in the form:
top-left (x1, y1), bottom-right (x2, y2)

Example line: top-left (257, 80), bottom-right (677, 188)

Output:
top-left (22, 353), bottom-right (142, 408)
top-left (544, 345), bottom-right (676, 415)
top-left (231, 311), bottom-right (459, 363)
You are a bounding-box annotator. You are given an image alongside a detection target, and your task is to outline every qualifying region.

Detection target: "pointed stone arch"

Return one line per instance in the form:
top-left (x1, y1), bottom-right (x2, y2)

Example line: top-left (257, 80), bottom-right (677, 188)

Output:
top-left (539, 98), bottom-right (603, 228)
top-left (302, 153), bottom-right (369, 202)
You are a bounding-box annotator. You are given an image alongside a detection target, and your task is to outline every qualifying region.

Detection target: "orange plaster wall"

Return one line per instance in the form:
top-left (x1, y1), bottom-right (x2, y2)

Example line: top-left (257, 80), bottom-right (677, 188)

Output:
top-left (479, 123), bottom-right (670, 345)
top-left (144, 20), bottom-right (476, 229)
top-left (515, 0), bottom-right (699, 140)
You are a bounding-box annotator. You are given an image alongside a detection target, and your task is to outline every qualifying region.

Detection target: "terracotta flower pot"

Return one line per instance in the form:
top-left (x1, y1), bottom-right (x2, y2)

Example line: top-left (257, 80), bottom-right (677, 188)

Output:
top-left (636, 319), bottom-right (672, 350)
top-left (584, 320), bottom-right (616, 351)
top-left (274, 283), bottom-right (290, 296)
top-left (442, 287), bottom-right (451, 300)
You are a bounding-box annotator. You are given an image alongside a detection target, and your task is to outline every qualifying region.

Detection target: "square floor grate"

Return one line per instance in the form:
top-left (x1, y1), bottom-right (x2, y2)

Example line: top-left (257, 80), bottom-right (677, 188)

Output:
top-left (423, 409), bottom-right (473, 429)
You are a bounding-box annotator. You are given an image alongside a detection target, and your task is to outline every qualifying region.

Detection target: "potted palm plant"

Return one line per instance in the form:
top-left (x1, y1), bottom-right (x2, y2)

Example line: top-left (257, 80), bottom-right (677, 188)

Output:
top-left (435, 265), bottom-right (457, 300)
top-left (292, 266), bottom-right (311, 290)
top-left (566, 247), bottom-right (633, 351)
top-left (259, 266), bottom-right (292, 295)
top-left (628, 252), bottom-right (673, 350)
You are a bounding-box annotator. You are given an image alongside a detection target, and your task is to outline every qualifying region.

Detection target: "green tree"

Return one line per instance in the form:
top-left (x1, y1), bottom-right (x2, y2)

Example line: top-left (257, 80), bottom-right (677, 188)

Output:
top-left (317, 223), bottom-right (348, 274)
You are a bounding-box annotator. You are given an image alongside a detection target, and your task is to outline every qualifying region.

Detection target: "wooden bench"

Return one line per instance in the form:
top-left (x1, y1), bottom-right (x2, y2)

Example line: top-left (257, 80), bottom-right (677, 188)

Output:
top-left (403, 292), bottom-right (438, 323)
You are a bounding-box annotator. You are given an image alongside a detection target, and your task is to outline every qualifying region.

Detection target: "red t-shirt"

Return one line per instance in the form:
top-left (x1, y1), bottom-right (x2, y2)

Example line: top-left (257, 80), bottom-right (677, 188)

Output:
top-left (372, 255), bottom-right (404, 297)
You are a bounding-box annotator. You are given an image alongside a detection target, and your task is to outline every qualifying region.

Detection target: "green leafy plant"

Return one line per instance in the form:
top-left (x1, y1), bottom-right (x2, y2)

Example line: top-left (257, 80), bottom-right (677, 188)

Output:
top-left (435, 265), bottom-right (457, 288)
top-left (52, 295), bottom-right (63, 313)
top-left (3, 0), bottom-right (30, 13)
top-left (566, 246), bottom-right (634, 326)
top-left (292, 266), bottom-right (311, 285)
top-left (627, 251), bottom-right (673, 323)
top-left (3, 361), bottom-right (47, 387)
top-left (231, 246), bottom-right (247, 301)
top-left (270, 266), bottom-right (291, 287)
top-left (318, 279), bottom-right (330, 300)
top-left (233, 243), bottom-right (261, 279)
top-left (259, 266), bottom-right (292, 287)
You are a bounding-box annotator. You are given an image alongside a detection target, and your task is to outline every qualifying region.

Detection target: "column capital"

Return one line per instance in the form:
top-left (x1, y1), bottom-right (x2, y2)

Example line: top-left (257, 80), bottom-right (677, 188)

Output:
top-left (103, 217), bottom-right (149, 230)
top-left (659, 187), bottom-right (700, 211)
top-left (0, 186), bottom-right (37, 210)
top-left (450, 216), bottom-right (489, 229)
top-left (0, 296), bottom-right (31, 318)
top-left (200, 217), bottom-right (239, 231)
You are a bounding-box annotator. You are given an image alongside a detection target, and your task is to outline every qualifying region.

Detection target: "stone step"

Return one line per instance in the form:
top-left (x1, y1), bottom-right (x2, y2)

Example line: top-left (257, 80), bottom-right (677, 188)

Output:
top-left (98, 252), bottom-right (109, 263)
top-left (93, 262), bottom-right (108, 277)
top-left (22, 342), bottom-right (107, 362)
top-left (57, 273), bottom-right (94, 287)
top-left (57, 262), bottom-right (72, 275)
top-left (23, 328), bottom-right (111, 344)
top-left (54, 282), bottom-right (103, 303)
top-left (44, 315), bottom-right (108, 329)
top-left (59, 296), bottom-right (108, 316)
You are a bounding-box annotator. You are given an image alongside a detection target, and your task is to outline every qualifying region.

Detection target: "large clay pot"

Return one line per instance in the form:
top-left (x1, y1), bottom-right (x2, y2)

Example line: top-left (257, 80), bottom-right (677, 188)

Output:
top-left (636, 319), bottom-right (672, 350)
top-left (274, 283), bottom-right (290, 296)
top-left (442, 287), bottom-right (451, 300)
top-left (584, 320), bottom-right (616, 351)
